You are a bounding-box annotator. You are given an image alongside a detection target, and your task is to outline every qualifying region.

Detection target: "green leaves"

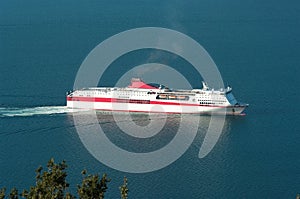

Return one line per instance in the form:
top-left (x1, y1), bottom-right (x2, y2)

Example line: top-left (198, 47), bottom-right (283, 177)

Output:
top-left (0, 188), bottom-right (6, 199)
top-left (8, 188), bottom-right (18, 199)
top-left (77, 172), bottom-right (110, 199)
top-left (120, 177), bottom-right (128, 199)
top-left (21, 158), bottom-right (73, 199)
top-left (1, 158), bottom-right (129, 199)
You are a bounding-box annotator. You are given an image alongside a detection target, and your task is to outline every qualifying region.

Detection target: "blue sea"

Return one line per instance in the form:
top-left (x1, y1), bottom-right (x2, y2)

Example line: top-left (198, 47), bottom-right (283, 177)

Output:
top-left (0, 0), bottom-right (300, 198)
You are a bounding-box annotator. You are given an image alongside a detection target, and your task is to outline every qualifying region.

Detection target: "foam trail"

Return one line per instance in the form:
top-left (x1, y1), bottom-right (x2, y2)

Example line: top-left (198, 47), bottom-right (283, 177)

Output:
top-left (0, 106), bottom-right (77, 117)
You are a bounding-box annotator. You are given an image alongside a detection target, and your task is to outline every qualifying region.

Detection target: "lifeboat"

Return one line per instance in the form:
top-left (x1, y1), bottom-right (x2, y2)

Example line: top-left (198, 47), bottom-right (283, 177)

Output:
top-left (177, 96), bottom-right (186, 100)
top-left (158, 95), bottom-right (167, 99)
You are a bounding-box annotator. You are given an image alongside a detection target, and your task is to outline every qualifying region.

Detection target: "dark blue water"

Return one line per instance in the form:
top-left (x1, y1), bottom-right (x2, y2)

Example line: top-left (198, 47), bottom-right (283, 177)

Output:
top-left (1, 0), bottom-right (300, 198)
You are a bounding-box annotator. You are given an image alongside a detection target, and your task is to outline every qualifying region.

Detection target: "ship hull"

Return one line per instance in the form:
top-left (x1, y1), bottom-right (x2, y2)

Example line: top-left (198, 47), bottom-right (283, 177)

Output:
top-left (66, 79), bottom-right (248, 115)
top-left (67, 99), bottom-right (246, 115)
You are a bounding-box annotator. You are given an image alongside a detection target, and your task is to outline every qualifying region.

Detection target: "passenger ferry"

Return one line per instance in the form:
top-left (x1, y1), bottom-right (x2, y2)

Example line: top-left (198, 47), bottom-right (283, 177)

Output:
top-left (67, 78), bottom-right (248, 115)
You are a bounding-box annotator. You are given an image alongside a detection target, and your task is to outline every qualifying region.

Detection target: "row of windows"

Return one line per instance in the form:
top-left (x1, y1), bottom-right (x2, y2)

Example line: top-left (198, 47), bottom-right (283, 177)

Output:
top-left (156, 95), bottom-right (189, 101)
top-left (200, 102), bottom-right (213, 105)
top-left (114, 99), bottom-right (150, 104)
top-left (199, 102), bottom-right (226, 105)
top-left (197, 97), bottom-right (226, 99)
top-left (198, 99), bottom-right (227, 102)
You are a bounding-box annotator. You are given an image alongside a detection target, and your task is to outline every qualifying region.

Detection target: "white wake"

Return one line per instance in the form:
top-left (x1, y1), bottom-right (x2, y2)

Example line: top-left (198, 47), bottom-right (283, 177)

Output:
top-left (0, 106), bottom-right (75, 117)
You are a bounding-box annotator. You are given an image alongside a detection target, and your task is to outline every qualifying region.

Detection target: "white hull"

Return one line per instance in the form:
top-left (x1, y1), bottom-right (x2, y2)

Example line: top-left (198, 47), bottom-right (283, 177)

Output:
top-left (67, 100), bottom-right (246, 115)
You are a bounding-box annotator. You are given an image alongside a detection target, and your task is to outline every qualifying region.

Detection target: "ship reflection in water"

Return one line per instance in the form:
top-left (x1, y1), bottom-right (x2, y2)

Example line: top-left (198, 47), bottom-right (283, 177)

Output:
top-left (68, 110), bottom-right (238, 166)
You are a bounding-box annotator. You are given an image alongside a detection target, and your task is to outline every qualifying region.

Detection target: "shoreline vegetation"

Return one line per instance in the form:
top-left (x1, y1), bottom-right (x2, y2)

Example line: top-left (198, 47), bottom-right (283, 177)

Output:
top-left (0, 158), bottom-right (128, 199)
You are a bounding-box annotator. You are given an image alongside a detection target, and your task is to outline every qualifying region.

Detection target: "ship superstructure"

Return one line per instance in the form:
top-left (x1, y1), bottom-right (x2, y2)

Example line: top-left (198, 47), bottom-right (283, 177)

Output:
top-left (67, 78), bottom-right (248, 115)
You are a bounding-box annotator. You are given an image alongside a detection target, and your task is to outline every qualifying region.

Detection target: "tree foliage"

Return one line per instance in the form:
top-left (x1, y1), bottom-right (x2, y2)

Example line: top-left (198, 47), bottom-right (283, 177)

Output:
top-left (1, 158), bottom-right (128, 199)
top-left (21, 158), bottom-right (73, 199)
top-left (8, 188), bottom-right (18, 199)
top-left (0, 188), bottom-right (6, 199)
top-left (77, 170), bottom-right (110, 199)
top-left (119, 177), bottom-right (128, 199)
